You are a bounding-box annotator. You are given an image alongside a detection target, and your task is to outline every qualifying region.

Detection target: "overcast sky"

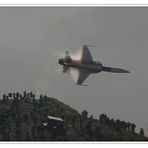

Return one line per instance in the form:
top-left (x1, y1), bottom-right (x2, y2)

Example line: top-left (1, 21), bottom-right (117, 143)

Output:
top-left (0, 7), bottom-right (148, 135)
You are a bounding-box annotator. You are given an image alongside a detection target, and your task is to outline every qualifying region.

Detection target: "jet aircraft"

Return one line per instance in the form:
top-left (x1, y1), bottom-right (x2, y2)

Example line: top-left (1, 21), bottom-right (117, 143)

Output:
top-left (58, 45), bottom-right (130, 85)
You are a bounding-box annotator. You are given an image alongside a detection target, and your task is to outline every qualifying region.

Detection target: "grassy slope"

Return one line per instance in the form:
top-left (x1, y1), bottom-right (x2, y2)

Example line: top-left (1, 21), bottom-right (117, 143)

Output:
top-left (0, 97), bottom-right (147, 141)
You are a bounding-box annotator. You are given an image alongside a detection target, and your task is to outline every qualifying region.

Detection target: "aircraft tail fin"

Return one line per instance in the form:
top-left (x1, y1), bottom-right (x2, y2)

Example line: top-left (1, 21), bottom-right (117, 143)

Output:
top-left (65, 50), bottom-right (72, 63)
top-left (81, 44), bottom-right (95, 48)
top-left (102, 66), bottom-right (130, 73)
top-left (65, 50), bottom-right (70, 57)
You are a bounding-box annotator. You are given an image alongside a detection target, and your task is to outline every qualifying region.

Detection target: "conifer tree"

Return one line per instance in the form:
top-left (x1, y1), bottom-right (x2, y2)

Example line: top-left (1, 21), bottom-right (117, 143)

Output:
top-left (140, 128), bottom-right (144, 136)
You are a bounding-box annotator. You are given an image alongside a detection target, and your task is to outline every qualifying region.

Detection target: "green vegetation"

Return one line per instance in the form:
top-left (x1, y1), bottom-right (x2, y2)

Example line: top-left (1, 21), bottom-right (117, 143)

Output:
top-left (0, 92), bottom-right (147, 141)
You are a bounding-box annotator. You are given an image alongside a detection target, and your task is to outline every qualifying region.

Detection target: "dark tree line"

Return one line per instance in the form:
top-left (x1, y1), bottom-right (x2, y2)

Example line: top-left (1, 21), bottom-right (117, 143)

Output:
top-left (81, 111), bottom-right (145, 137)
top-left (99, 113), bottom-right (143, 135)
top-left (3, 91), bottom-right (36, 102)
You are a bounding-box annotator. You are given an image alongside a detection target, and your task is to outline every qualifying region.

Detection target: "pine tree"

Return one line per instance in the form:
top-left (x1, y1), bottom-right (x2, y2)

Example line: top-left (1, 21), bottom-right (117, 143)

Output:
top-left (131, 123), bottom-right (136, 133)
top-left (81, 110), bottom-right (88, 118)
top-left (140, 128), bottom-right (144, 136)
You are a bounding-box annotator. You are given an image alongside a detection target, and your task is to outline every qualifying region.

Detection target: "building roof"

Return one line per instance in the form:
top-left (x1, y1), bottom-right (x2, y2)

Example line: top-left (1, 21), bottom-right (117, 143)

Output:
top-left (47, 116), bottom-right (64, 122)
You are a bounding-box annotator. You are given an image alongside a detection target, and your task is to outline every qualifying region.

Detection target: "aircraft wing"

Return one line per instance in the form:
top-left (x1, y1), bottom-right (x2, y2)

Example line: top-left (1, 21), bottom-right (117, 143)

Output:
top-left (81, 45), bottom-right (93, 63)
top-left (77, 69), bottom-right (90, 85)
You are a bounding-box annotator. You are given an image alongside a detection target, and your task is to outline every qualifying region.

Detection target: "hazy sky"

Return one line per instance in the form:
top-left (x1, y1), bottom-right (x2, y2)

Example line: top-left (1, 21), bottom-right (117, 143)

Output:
top-left (0, 7), bottom-right (148, 134)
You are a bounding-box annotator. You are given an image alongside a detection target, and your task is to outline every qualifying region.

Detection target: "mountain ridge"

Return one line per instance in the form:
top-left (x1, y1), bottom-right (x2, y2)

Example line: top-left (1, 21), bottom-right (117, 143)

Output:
top-left (0, 92), bottom-right (147, 141)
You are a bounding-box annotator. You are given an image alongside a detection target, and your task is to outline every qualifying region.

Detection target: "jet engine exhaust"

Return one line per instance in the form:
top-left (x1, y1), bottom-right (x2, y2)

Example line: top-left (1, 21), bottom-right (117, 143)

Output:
top-left (70, 49), bottom-right (82, 61)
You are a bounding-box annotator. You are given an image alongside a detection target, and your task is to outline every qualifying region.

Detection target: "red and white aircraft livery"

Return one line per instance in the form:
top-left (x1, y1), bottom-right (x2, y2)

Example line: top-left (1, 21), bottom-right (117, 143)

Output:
top-left (58, 45), bottom-right (129, 85)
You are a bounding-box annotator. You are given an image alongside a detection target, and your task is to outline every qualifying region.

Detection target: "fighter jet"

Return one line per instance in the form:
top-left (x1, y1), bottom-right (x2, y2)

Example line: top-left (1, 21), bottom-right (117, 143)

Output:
top-left (58, 45), bottom-right (130, 85)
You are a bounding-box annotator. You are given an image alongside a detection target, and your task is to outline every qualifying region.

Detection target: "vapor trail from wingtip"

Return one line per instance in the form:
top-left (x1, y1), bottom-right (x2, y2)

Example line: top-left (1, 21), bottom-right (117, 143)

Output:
top-left (52, 48), bottom-right (82, 83)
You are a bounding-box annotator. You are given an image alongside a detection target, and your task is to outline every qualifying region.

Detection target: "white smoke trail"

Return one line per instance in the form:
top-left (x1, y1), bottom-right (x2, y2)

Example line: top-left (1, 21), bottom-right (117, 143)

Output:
top-left (71, 48), bottom-right (82, 61)
top-left (34, 50), bottom-right (63, 96)
top-left (69, 68), bottom-right (79, 82)
top-left (68, 49), bottom-right (82, 82)
top-left (34, 48), bottom-right (82, 94)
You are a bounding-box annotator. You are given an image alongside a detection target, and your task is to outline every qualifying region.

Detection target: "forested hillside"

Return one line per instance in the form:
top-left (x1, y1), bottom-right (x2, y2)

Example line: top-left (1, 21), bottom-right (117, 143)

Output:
top-left (0, 92), bottom-right (146, 141)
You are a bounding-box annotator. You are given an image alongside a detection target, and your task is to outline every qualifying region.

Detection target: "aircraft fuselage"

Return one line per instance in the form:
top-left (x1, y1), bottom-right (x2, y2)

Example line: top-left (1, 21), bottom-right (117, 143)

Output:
top-left (59, 58), bottom-right (102, 73)
top-left (58, 45), bottom-right (129, 85)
